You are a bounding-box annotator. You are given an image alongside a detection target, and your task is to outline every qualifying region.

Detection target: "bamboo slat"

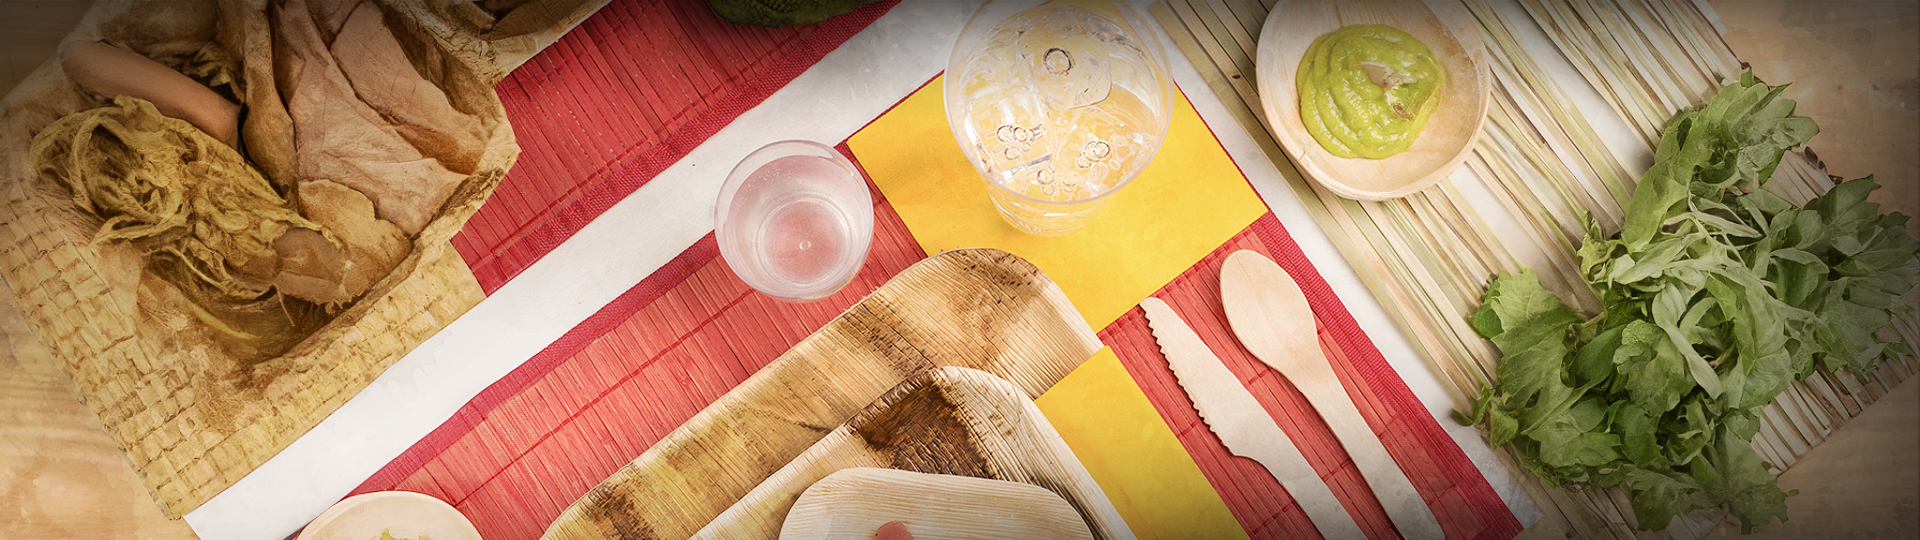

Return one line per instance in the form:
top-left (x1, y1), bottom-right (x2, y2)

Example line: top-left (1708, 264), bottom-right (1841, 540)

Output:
top-left (1759, 406), bottom-right (1809, 458)
top-left (540, 248), bottom-right (1104, 540)
top-left (1153, 0), bottom-right (1920, 538)
top-left (695, 368), bottom-right (1128, 540)
top-left (0, 1), bottom-right (519, 517)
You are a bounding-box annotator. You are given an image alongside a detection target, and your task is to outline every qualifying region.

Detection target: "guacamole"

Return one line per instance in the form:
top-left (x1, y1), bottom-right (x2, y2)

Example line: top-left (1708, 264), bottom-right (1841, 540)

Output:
top-left (1296, 24), bottom-right (1445, 159)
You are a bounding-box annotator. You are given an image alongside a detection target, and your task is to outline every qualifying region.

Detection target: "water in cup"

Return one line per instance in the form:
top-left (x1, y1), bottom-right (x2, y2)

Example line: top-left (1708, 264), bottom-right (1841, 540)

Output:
top-left (947, 1), bottom-right (1172, 236)
top-left (717, 141), bottom-right (873, 302)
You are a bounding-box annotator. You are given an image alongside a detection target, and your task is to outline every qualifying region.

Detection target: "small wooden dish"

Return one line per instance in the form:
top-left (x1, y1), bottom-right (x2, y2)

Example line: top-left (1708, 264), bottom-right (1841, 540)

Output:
top-left (690, 367), bottom-right (1131, 539)
top-left (295, 491), bottom-right (482, 540)
top-left (780, 468), bottom-right (1096, 540)
top-left (1255, 0), bottom-right (1491, 200)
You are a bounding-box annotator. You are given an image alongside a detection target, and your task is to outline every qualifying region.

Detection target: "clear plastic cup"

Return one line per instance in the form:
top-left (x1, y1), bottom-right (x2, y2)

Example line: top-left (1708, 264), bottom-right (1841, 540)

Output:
top-left (715, 140), bottom-right (874, 302)
top-left (944, 0), bottom-right (1174, 236)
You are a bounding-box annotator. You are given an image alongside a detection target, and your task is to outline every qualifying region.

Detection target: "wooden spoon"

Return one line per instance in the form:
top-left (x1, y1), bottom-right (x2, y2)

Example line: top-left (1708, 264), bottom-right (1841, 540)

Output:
top-left (1220, 250), bottom-right (1445, 540)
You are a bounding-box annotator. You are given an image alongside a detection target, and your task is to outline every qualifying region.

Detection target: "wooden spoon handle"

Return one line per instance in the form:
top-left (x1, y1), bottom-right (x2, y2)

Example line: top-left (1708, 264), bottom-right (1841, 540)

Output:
top-left (1292, 361), bottom-right (1445, 540)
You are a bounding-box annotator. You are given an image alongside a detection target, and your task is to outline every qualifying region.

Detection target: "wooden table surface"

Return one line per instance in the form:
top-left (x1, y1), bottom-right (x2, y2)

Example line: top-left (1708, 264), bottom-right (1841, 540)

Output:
top-left (1, 3), bottom-right (201, 539)
top-left (1, 1), bottom-right (1913, 538)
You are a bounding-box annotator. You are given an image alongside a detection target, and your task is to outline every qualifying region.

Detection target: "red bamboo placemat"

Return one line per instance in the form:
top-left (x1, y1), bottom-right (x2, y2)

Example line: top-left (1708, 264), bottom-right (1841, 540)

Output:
top-left (354, 145), bottom-right (924, 540)
top-left (1107, 214), bottom-right (1522, 539)
top-left (359, 113), bottom-right (1519, 540)
top-left (456, 0), bottom-right (900, 293)
top-left (359, 208), bottom-right (1519, 539)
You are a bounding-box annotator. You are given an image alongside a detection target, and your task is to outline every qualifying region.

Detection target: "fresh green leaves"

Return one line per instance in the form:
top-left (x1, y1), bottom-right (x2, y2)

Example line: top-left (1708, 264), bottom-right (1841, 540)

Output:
top-left (1616, 320), bottom-right (1690, 414)
top-left (707, 0), bottom-right (877, 27)
top-left (1463, 73), bottom-right (1920, 533)
top-left (1619, 71), bottom-right (1817, 251)
top-left (1697, 422), bottom-right (1796, 534)
top-left (1473, 268), bottom-right (1583, 407)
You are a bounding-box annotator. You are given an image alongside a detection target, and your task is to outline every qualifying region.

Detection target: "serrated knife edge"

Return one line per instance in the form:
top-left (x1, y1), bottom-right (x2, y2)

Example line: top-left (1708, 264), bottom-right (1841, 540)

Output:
top-left (1139, 298), bottom-right (1365, 540)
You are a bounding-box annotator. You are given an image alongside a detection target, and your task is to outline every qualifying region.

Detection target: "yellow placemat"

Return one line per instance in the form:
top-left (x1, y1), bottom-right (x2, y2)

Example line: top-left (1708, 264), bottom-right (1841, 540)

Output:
top-left (851, 76), bottom-right (1268, 540)
top-left (1036, 348), bottom-right (1248, 540)
top-left (848, 76), bottom-right (1269, 330)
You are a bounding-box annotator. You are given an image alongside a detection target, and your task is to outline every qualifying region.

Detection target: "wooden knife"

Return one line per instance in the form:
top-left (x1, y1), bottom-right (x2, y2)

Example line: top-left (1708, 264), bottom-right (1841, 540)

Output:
top-left (1219, 250), bottom-right (1446, 540)
top-left (1139, 297), bottom-right (1365, 539)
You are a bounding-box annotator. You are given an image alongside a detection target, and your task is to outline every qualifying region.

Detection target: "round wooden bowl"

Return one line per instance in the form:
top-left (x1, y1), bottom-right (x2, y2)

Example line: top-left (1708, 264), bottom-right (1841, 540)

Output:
top-left (1255, 0), bottom-right (1491, 200)
top-left (295, 491), bottom-right (483, 540)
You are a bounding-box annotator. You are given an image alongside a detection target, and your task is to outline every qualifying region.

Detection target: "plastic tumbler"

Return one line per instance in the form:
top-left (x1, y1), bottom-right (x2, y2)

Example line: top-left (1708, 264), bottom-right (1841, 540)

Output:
top-left (715, 140), bottom-right (874, 302)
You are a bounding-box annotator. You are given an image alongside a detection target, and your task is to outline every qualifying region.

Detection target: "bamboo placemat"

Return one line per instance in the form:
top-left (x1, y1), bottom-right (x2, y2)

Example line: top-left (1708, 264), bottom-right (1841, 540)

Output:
top-left (1153, 0), bottom-right (1920, 537)
top-left (1104, 215), bottom-right (1524, 539)
top-left (352, 146), bottom-right (931, 540)
top-left (453, 0), bottom-right (899, 292)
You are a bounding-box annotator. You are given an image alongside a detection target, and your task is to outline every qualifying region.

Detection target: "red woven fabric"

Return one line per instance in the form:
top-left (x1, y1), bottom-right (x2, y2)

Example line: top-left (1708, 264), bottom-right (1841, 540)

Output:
top-left (457, 0), bottom-right (902, 293)
top-left (354, 145), bottom-right (924, 540)
top-left (1103, 215), bottom-right (1522, 539)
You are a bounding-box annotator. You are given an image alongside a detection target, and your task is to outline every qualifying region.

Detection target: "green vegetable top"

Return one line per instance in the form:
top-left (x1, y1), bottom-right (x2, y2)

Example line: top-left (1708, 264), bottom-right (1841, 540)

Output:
top-left (707, 0), bottom-right (875, 27)
top-left (1462, 72), bottom-right (1920, 534)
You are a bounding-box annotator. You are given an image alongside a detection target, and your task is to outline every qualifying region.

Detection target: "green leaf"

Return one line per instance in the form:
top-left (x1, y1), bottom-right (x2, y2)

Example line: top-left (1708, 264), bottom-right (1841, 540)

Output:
top-left (1449, 408), bottom-right (1474, 427)
top-left (1833, 235), bottom-right (1866, 257)
top-left (1478, 271), bottom-right (1582, 403)
top-left (1700, 77), bottom-right (1768, 125)
top-left (1651, 284), bottom-right (1691, 327)
top-left (1541, 431), bottom-right (1623, 469)
top-left (1696, 424), bottom-right (1795, 533)
top-left (1520, 378), bottom-right (1587, 435)
top-left (1704, 274), bottom-right (1794, 408)
top-left (1679, 296), bottom-right (1721, 342)
top-left (1621, 112), bottom-right (1703, 249)
top-left (1578, 221), bottom-right (1623, 278)
top-left (1469, 299), bottom-right (1504, 339)
top-left (1809, 177), bottom-right (1879, 227)
top-left (1650, 285), bottom-right (1724, 398)
top-left (1722, 408), bottom-right (1762, 442)
top-left (1694, 211), bottom-right (1762, 239)
top-left (1664, 396), bottom-right (1715, 467)
top-left (1529, 395), bottom-right (1623, 469)
top-left (1614, 401), bottom-right (1661, 466)
top-left (1736, 188), bottom-right (1795, 218)
top-left (1612, 237), bottom-right (1693, 284)
top-left (1732, 350), bottom-right (1793, 411)
top-left (1622, 465), bottom-right (1704, 530)
top-left (1815, 297), bottom-right (1894, 373)
top-left (1765, 249), bottom-right (1828, 308)
top-left (1617, 320), bottom-right (1690, 414)
top-left (1487, 406), bottom-right (1519, 447)
top-left (1569, 396), bottom-right (1611, 432)
top-left (1571, 325), bottom-right (1622, 387)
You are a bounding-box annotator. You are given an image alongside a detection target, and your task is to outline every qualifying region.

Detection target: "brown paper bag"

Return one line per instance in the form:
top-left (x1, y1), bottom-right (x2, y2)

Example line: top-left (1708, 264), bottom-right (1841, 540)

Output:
top-left (0, 0), bottom-right (523, 517)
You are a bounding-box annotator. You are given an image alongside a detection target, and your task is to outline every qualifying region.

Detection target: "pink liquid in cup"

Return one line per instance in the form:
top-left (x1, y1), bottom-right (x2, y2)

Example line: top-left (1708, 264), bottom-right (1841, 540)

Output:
top-left (716, 141), bottom-right (874, 302)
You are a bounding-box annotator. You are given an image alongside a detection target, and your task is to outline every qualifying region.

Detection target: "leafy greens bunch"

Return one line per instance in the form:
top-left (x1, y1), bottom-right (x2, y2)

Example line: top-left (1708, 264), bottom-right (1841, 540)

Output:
top-left (1460, 72), bottom-right (1920, 533)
